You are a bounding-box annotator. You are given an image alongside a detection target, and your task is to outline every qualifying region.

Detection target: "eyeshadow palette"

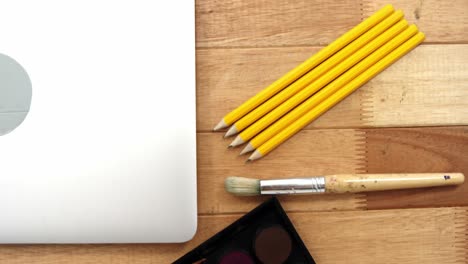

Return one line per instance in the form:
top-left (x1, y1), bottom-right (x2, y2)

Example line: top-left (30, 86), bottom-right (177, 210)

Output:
top-left (174, 197), bottom-right (315, 264)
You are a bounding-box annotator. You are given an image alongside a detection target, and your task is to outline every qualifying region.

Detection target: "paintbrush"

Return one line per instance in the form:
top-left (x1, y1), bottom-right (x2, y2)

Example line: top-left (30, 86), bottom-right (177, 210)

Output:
top-left (225, 173), bottom-right (465, 196)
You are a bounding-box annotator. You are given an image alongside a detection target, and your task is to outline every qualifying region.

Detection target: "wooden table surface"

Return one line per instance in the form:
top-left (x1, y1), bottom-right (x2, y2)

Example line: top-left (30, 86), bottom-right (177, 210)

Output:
top-left (1, 0), bottom-right (468, 263)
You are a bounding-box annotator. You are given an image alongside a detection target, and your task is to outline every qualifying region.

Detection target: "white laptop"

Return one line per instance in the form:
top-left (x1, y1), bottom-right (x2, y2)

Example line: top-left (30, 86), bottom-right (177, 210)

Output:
top-left (0, 1), bottom-right (197, 243)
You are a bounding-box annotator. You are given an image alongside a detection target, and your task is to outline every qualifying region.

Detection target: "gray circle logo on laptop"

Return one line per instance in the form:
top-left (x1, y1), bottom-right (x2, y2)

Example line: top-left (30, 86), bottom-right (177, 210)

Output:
top-left (0, 54), bottom-right (32, 136)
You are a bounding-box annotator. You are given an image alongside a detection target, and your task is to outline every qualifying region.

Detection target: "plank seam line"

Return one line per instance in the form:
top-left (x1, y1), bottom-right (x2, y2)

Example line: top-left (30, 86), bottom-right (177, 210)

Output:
top-left (195, 42), bottom-right (468, 50)
top-left (359, 86), bottom-right (374, 126)
top-left (454, 208), bottom-right (468, 263)
top-left (198, 125), bottom-right (468, 134)
top-left (360, 0), bottom-right (365, 22)
top-left (354, 128), bottom-right (368, 210)
top-left (198, 207), bottom-right (368, 217)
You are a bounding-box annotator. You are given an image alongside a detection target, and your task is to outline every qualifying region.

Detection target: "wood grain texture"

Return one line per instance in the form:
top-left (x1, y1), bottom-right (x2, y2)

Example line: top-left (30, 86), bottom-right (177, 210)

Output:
top-left (200, 127), bottom-right (468, 214)
top-left (364, 126), bottom-right (468, 210)
top-left (1, 207), bottom-right (466, 263)
top-left (196, 0), bottom-right (468, 47)
top-left (363, 0), bottom-right (468, 44)
top-left (197, 45), bottom-right (468, 131)
top-left (196, 0), bottom-right (361, 47)
top-left (298, 207), bottom-right (468, 264)
top-left (197, 129), bottom-right (366, 214)
top-left (362, 45), bottom-right (468, 127)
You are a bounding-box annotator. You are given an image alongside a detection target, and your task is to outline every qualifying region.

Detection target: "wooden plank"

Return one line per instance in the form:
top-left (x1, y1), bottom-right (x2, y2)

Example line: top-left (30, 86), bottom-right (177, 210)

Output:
top-left (363, 0), bottom-right (468, 44)
top-left (196, 0), bottom-right (468, 47)
top-left (298, 207), bottom-right (468, 264)
top-left (362, 44), bottom-right (468, 127)
top-left (364, 126), bottom-right (468, 210)
top-left (197, 45), bottom-right (468, 131)
top-left (197, 126), bottom-right (468, 214)
top-left (196, 0), bottom-right (361, 48)
top-left (197, 129), bottom-right (366, 215)
top-left (1, 207), bottom-right (466, 263)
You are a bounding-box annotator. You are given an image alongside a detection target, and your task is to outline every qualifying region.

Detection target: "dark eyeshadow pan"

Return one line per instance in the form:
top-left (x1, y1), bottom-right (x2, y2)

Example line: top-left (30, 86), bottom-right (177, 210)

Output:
top-left (254, 225), bottom-right (292, 264)
top-left (218, 250), bottom-right (255, 264)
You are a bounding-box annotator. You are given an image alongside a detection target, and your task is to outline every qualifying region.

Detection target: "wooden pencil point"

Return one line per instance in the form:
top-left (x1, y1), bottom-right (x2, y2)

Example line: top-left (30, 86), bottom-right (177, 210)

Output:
top-left (213, 119), bottom-right (228, 131)
top-left (230, 136), bottom-right (245, 148)
top-left (240, 143), bottom-right (255, 155)
top-left (224, 125), bottom-right (238, 137)
top-left (247, 150), bottom-right (263, 162)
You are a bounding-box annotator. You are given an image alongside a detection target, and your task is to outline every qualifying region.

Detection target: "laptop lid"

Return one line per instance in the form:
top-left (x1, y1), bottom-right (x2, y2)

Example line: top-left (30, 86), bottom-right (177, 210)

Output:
top-left (0, 0), bottom-right (197, 243)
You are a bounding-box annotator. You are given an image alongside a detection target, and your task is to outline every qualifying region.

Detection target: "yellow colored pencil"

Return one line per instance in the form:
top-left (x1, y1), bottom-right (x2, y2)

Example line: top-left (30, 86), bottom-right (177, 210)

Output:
top-left (213, 5), bottom-right (395, 131)
top-left (247, 32), bottom-right (425, 161)
top-left (224, 10), bottom-right (404, 138)
top-left (229, 18), bottom-right (408, 147)
top-left (240, 25), bottom-right (418, 154)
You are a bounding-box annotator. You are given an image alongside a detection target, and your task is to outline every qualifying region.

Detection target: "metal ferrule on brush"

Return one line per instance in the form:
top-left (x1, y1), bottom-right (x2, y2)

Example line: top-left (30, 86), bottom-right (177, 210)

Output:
top-left (260, 177), bottom-right (326, 195)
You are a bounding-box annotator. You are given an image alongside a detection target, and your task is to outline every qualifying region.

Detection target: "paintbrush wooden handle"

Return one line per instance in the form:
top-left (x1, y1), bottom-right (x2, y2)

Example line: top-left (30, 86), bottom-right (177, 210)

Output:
top-left (324, 173), bottom-right (464, 193)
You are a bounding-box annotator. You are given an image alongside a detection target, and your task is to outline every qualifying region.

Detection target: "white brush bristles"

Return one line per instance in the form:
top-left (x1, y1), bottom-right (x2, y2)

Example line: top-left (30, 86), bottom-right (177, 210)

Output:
top-left (224, 176), bottom-right (261, 196)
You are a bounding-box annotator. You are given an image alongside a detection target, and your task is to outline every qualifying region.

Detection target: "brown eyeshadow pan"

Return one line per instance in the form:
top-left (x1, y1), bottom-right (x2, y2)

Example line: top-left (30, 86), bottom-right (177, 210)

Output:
top-left (254, 225), bottom-right (292, 264)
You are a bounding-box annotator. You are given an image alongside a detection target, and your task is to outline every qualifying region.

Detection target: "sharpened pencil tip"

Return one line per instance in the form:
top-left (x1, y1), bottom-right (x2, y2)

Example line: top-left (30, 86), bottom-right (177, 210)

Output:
top-left (247, 150), bottom-right (263, 162)
top-left (240, 143), bottom-right (254, 155)
top-left (213, 119), bottom-right (228, 131)
top-left (230, 136), bottom-right (245, 148)
top-left (224, 125), bottom-right (238, 137)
